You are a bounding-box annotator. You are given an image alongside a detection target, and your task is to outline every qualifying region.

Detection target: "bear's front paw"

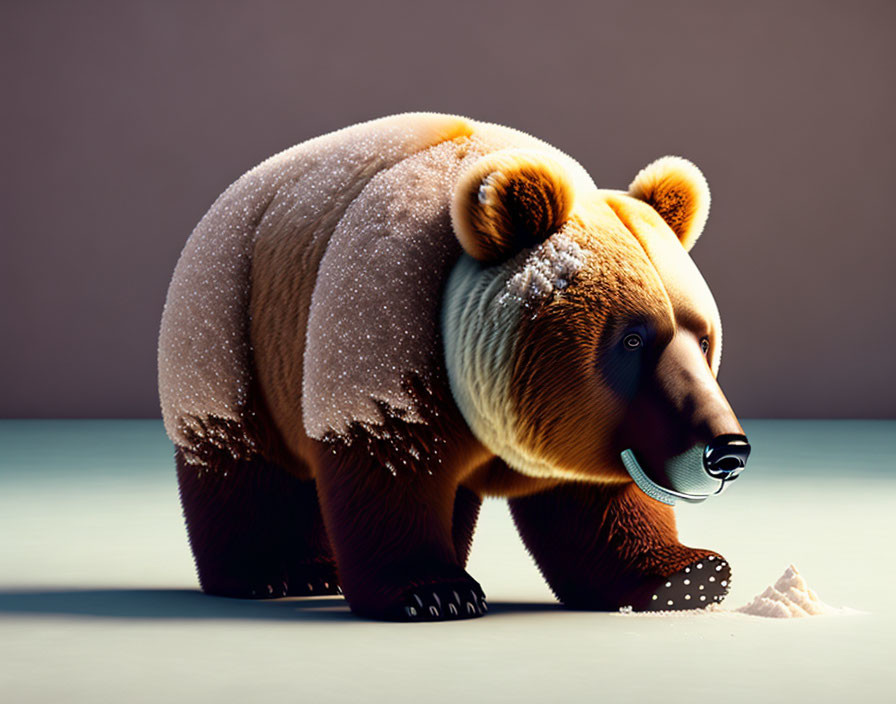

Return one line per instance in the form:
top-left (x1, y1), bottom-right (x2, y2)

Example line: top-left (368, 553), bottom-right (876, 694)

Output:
top-left (398, 580), bottom-right (488, 621)
top-left (632, 554), bottom-right (731, 612)
top-left (350, 572), bottom-right (487, 622)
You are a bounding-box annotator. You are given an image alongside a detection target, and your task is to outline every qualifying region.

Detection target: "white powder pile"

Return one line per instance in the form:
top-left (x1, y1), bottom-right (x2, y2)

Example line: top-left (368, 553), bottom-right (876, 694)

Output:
top-left (735, 564), bottom-right (840, 618)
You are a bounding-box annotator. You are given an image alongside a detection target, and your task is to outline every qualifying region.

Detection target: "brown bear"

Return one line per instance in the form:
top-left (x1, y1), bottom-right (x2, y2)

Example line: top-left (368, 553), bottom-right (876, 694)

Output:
top-left (158, 112), bottom-right (750, 621)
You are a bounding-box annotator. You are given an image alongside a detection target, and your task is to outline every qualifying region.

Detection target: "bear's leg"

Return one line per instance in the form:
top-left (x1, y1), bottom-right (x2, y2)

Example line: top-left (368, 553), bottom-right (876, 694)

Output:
top-left (176, 448), bottom-right (339, 599)
top-left (508, 481), bottom-right (730, 611)
top-left (313, 449), bottom-right (487, 622)
top-left (452, 485), bottom-right (482, 568)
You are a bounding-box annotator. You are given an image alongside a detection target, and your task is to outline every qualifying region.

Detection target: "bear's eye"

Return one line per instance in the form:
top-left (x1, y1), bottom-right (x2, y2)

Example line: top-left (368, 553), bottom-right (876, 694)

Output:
top-left (700, 337), bottom-right (710, 356)
top-left (622, 333), bottom-right (644, 351)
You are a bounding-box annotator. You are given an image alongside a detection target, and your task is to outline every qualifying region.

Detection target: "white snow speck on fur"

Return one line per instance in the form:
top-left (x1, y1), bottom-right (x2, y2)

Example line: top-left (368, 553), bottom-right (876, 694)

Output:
top-left (159, 112), bottom-right (599, 448)
top-left (301, 138), bottom-right (485, 437)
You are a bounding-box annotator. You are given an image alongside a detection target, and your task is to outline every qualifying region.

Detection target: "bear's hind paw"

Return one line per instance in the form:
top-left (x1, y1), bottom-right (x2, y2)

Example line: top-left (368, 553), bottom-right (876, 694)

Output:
top-left (200, 562), bottom-right (341, 600)
top-left (286, 564), bottom-right (342, 597)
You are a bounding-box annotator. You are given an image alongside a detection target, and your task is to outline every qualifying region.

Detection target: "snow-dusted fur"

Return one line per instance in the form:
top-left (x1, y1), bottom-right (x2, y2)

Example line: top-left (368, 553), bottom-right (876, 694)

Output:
top-left (158, 113), bottom-right (595, 458)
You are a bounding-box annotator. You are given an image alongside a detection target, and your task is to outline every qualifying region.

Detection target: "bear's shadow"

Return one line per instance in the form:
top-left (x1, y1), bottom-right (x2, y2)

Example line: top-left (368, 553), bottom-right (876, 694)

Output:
top-left (0, 589), bottom-right (559, 622)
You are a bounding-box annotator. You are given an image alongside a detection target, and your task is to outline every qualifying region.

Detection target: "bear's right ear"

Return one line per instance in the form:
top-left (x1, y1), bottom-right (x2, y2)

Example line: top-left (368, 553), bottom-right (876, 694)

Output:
top-left (628, 156), bottom-right (710, 251)
top-left (451, 150), bottom-right (574, 264)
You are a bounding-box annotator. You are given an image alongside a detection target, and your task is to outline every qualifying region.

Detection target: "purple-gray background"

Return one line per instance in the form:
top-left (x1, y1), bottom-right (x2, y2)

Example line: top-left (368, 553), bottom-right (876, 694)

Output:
top-left (1, 0), bottom-right (894, 419)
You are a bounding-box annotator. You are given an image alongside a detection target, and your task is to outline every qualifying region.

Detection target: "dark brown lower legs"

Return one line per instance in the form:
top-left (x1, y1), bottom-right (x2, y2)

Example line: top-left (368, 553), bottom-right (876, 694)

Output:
top-left (176, 448), bottom-right (338, 598)
top-left (312, 447), bottom-right (486, 621)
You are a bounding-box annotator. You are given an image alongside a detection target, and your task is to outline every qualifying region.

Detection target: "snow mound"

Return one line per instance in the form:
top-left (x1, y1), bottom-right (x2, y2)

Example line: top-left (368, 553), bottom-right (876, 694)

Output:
top-left (736, 564), bottom-right (838, 618)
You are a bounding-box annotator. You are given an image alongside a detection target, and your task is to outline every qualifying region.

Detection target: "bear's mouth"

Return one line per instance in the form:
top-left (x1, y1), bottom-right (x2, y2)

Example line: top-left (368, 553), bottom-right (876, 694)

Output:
top-left (620, 448), bottom-right (733, 506)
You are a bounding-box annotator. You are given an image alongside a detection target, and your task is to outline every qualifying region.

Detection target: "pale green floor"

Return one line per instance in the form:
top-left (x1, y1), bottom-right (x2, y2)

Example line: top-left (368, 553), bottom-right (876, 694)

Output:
top-left (0, 420), bottom-right (894, 703)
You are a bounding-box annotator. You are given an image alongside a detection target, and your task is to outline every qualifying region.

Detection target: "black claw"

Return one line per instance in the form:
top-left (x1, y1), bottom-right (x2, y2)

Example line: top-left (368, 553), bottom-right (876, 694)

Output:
top-left (466, 602), bottom-right (476, 615)
top-left (432, 592), bottom-right (441, 609)
top-left (429, 605), bottom-right (440, 617)
top-left (448, 603), bottom-right (458, 616)
top-left (480, 599), bottom-right (488, 613)
top-left (405, 606), bottom-right (418, 618)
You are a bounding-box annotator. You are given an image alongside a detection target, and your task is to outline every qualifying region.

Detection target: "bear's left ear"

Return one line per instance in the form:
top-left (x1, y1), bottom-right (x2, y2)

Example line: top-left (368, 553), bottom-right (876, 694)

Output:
top-left (451, 149), bottom-right (574, 264)
top-left (628, 156), bottom-right (710, 251)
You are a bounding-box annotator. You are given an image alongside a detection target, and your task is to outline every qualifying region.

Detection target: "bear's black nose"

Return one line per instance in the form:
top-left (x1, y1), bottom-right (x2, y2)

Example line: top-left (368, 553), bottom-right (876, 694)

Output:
top-left (703, 434), bottom-right (750, 480)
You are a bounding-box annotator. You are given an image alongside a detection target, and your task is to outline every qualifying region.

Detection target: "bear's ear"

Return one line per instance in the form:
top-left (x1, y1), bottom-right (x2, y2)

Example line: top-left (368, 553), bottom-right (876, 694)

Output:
top-left (451, 150), bottom-right (574, 263)
top-left (628, 156), bottom-right (710, 251)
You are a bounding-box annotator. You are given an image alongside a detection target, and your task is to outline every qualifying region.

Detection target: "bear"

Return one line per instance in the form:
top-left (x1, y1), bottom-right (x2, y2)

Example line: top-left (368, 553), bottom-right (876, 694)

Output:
top-left (158, 112), bottom-right (750, 621)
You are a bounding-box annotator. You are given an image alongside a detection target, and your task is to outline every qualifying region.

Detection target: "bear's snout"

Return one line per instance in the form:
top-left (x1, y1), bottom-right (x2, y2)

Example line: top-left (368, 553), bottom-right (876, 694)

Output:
top-left (703, 433), bottom-right (750, 480)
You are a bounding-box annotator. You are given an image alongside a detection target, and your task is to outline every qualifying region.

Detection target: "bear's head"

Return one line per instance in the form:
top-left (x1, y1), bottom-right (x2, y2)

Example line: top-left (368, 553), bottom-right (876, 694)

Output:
top-left (443, 149), bottom-right (750, 502)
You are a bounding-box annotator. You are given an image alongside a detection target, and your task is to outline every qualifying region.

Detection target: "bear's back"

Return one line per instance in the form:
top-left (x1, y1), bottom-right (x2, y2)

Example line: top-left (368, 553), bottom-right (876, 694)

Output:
top-left (159, 113), bottom-right (595, 464)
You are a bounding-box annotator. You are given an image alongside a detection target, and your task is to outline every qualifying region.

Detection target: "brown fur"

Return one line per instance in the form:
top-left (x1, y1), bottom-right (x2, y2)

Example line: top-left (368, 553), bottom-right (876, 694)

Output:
top-left (509, 200), bottom-right (675, 479)
top-left (175, 446), bottom-right (338, 599)
top-left (308, 374), bottom-right (494, 618)
top-left (494, 192), bottom-right (736, 610)
top-left (247, 161), bottom-right (397, 472)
